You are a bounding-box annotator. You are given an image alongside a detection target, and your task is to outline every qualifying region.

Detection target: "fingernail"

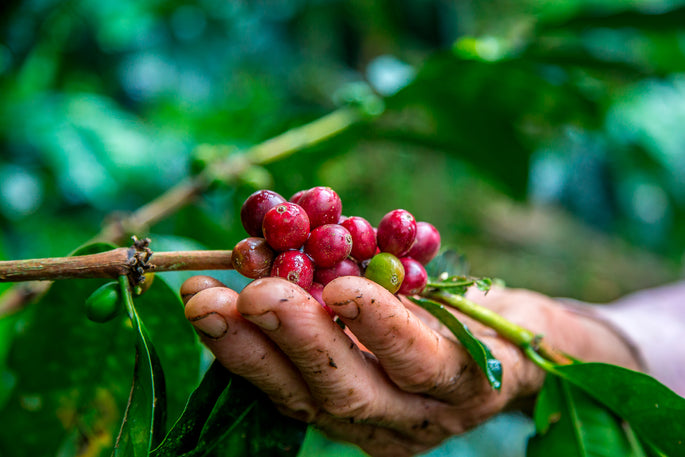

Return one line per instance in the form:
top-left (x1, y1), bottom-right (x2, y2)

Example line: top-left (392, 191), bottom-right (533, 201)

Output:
top-left (190, 312), bottom-right (228, 339)
top-left (242, 310), bottom-right (281, 331)
top-left (330, 299), bottom-right (360, 320)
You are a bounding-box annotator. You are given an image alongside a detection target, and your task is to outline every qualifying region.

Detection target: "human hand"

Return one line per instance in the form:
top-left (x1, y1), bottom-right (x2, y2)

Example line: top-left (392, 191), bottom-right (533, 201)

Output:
top-left (181, 276), bottom-right (641, 457)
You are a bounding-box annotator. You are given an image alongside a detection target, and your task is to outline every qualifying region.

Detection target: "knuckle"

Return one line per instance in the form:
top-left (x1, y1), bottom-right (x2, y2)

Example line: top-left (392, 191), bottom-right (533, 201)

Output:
top-left (320, 388), bottom-right (375, 419)
top-left (390, 338), bottom-right (461, 395)
top-left (394, 364), bottom-right (445, 393)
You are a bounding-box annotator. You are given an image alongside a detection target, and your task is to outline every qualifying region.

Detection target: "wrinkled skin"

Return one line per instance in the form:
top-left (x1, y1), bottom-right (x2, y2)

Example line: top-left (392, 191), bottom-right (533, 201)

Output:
top-left (182, 276), bottom-right (640, 457)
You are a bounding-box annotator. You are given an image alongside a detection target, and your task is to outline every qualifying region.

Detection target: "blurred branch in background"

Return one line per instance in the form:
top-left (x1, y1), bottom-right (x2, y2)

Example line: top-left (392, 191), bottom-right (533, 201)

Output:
top-left (0, 105), bottom-right (370, 315)
top-left (94, 105), bottom-right (365, 243)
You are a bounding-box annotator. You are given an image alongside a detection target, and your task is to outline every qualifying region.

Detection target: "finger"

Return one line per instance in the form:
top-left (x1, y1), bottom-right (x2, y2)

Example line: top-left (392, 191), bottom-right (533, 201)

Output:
top-left (184, 286), bottom-right (318, 421)
top-left (237, 278), bottom-right (452, 442)
top-left (180, 275), bottom-right (226, 304)
top-left (323, 276), bottom-right (483, 403)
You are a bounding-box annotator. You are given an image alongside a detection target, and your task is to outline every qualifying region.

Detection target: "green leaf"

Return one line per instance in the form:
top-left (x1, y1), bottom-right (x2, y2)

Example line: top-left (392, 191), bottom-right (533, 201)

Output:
top-left (423, 251), bottom-right (501, 297)
top-left (408, 296), bottom-right (502, 390)
top-left (188, 377), bottom-right (257, 457)
top-left (424, 249), bottom-right (469, 279)
top-left (475, 278), bottom-right (493, 293)
top-left (113, 276), bottom-right (167, 457)
top-left (153, 361), bottom-right (306, 457)
top-left (539, 6), bottom-right (685, 32)
top-left (68, 241), bottom-right (119, 256)
top-left (244, 399), bottom-right (306, 457)
top-left (0, 242), bottom-right (133, 457)
top-left (0, 313), bottom-right (17, 410)
top-left (151, 361), bottom-right (233, 456)
top-left (133, 272), bottom-right (204, 423)
top-left (549, 363), bottom-right (685, 456)
top-left (385, 55), bottom-right (545, 198)
top-left (528, 374), bottom-right (642, 457)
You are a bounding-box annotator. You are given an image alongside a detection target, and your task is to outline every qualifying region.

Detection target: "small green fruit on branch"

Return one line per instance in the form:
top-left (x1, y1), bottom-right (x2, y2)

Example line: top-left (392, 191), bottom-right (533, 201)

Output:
top-left (85, 282), bottom-right (124, 323)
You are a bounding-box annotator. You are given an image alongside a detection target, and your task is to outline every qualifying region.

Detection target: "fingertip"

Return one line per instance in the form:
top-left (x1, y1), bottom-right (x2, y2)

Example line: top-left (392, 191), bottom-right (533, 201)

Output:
top-left (180, 275), bottom-right (227, 305)
top-left (323, 276), bottom-right (399, 320)
top-left (185, 287), bottom-right (239, 339)
top-left (237, 277), bottom-right (312, 317)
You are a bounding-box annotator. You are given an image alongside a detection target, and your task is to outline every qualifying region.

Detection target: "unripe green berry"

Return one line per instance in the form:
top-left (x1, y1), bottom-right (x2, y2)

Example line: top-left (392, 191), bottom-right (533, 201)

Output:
top-left (85, 282), bottom-right (123, 323)
top-left (364, 252), bottom-right (405, 294)
top-left (134, 273), bottom-right (155, 296)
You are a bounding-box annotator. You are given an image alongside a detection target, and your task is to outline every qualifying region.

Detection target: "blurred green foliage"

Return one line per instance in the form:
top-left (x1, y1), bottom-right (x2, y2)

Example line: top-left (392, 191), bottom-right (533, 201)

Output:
top-left (1, 0), bottom-right (685, 455)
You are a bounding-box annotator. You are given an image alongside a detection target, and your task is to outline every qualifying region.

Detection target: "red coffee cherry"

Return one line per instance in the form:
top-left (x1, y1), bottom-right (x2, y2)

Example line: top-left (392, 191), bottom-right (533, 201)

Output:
top-left (398, 257), bottom-right (428, 295)
top-left (297, 186), bottom-right (342, 229)
top-left (304, 224), bottom-right (353, 268)
top-left (341, 216), bottom-right (377, 261)
top-left (231, 237), bottom-right (275, 279)
top-left (407, 221), bottom-right (441, 265)
top-left (314, 258), bottom-right (361, 286)
top-left (262, 202), bottom-right (310, 251)
top-left (240, 189), bottom-right (286, 237)
top-left (308, 281), bottom-right (325, 305)
top-left (376, 209), bottom-right (417, 257)
top-left (270, 251), bottom-right (314, 290)
top-left (289, 190), bottom-right (306, 204)
top-left (308, 282), bottom-right (336, 318)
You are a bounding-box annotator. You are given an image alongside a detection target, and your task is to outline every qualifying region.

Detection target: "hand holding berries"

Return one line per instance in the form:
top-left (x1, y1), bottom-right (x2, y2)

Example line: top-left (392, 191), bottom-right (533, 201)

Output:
top-left (187, 191), bottom-right (644, 457)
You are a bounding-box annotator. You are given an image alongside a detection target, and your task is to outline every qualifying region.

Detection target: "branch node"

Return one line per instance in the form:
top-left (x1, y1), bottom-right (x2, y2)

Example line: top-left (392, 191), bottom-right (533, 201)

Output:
top-left (128, 236), bottom-right (154, 286)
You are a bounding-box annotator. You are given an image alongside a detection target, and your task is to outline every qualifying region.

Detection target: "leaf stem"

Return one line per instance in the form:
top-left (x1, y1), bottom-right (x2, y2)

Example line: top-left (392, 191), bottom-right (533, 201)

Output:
top-left (424, 288), bottom-right (572, 366)
top-left (425, 289), bottom-right (536, 346)
top-left (425, 280), bottom-right (475, 288)
top-left (523, 345), bottom-right (559, 372)
top-left (115, 275), bottom-right (167, 453)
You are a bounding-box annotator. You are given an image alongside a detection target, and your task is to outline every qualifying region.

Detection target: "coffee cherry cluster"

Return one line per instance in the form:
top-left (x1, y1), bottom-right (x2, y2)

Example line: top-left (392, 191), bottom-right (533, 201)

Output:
top-left (232, 187), bottom-right (441, 311)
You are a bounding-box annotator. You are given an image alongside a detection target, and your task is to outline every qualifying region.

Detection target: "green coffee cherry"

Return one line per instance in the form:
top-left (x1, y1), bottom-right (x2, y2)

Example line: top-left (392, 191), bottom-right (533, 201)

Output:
top-left (364, 252), bottom-right (405, 294)
top-left (134, 272), bottom-right (155, 296)
top-left (85, 282), bottom-right (123, 323)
